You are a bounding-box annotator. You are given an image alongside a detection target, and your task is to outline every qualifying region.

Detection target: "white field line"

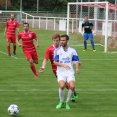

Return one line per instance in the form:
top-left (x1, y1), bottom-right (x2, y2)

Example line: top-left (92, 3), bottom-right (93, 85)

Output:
top-left (0, 51), bottom-right (117, 60)
top-left (0, 89), bottom-right (117, 92)
top-left (0, 51), bottom-right (18, 59)
top-left (81, 59), bottom-right (117, 61)
top-left (0, 51), bottom-right (25, 59)
top-left (70, 44), bottom-right (101, 46)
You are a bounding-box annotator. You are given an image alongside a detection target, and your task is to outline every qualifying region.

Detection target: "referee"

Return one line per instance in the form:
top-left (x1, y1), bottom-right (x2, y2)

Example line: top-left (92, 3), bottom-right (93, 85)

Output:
top-left (81, 16), bottom-right (96, 52)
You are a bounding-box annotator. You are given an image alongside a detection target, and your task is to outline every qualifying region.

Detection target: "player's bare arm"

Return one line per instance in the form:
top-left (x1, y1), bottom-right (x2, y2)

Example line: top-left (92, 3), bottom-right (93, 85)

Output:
top-left (81, 27), bottom-right (84, 35)
top-left (92, 26), bottom-right (95, 35)
top-left (35, 38), bottom-right (39, 47)
top-left (4, 27), bottom-right (7, 38)
top-left (39, 59), bottom-right (48, 73)
top-left (54, 62), bottom-right (70, 70)
top-left (79, 62), bottom-right (82, 67)
top-left (75, 62), bottom-right (80, 74)
top-left (17, 28), bottom-right (19, 34)
top-left (16, 38), bottom-right (22, 47)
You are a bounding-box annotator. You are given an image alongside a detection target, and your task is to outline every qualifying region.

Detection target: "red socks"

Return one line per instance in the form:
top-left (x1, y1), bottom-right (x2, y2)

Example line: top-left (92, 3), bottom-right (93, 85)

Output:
top-left (7, 46), bottom-right (10, 54)
top-left (66, 85), bottom-right (70, 90)
top-left (7, 45), bottom-right (16, 54)
top-left (13, 45), bottom-right (16, 52)
top-left (30, 65), bottom-right (37, 75)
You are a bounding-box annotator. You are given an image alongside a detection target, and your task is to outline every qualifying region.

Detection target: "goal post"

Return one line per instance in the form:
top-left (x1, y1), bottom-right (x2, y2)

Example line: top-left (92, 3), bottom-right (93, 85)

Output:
top-left (67, 2), bottom-right (117, 53)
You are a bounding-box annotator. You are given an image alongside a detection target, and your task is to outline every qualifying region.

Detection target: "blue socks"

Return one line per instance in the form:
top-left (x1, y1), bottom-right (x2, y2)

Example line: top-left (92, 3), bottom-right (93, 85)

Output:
top-left (84, 41), bottom-right (87, 49)
top-left (91, 41), bottom-right (95, 49)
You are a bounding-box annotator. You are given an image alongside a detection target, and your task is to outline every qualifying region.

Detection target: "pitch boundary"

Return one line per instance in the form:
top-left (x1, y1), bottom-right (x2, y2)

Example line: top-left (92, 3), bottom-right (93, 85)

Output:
top-left (0, 88), bottom-right (117, 92)
top-left (0, 50), bottom-right (117, 60)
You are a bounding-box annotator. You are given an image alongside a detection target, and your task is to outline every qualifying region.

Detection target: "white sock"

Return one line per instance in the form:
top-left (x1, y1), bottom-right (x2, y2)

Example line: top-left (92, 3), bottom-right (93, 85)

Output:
top-left (66, 89), bottom-right (74, 102)
top-left (59, 88), bottom-right (65, 102)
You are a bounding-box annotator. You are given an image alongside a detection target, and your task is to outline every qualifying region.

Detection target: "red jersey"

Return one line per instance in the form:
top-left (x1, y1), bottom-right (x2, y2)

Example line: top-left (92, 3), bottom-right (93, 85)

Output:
top-left (44, 45), bottom-right (59, 74)
top-left (6, 20), bottom-right (19, 36)
top-left (18, 31), bottom-right (37, 52)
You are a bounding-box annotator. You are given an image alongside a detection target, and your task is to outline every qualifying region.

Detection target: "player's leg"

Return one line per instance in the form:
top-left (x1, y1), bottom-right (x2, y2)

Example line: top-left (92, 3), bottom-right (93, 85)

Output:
top-left (12, 36), bottom-right (16, 56)
top-left (65, 76), bottom-right (75, 109)
top-left (6, 36), bottom-right (11, 56)
top-left (53, 70), bottom-right (57, 78)
top-left (83, 33), bottom-right (88, 51)
top-left (24, 51), bottom-right (38, 78)
top-left (29, 58), bottom-right (38, 78)
top-left (70, 89), bottom-right (78, 102)
top-left (65, 83), bottom-right (78, 102)
top-left (56, 76), bottom-right (66, 109)
top-left (13, 43), bottom-right (16, 56)
top-left (89, 33), bottom-right (96, 52)
top-left (31, 51), bottom-right (38, 78)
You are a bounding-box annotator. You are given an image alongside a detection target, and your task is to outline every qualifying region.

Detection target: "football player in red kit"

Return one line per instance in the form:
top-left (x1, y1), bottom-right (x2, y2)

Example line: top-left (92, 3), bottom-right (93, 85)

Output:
top-left (4, 14), bottom-right (20, 56)
top-left (16, 22), bottom-right (39, 78)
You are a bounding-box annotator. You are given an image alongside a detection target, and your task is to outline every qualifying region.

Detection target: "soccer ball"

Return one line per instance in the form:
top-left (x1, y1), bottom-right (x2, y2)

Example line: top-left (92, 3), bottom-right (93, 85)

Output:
top-left (8, 104), bottom-right (19, 115)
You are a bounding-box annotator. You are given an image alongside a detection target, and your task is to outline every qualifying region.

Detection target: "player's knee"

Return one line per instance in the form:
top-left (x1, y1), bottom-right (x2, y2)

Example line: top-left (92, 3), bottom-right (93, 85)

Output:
top-left (7, 43), bottom-right (10, 46)
top-left (69, 84), bottom-right (75, 90)
top-left (13, 43), bottom-right (16, 46)
top-left (29, 59), bottom-right (33, 65)
top-left (59, 84), bottom-right (65, 89)
top-left (60, 86), bottom-right (65, 90)
top-left (34, 61), bottom-right (38, 64)
top-left (70, 85), bottom-right (75, 90)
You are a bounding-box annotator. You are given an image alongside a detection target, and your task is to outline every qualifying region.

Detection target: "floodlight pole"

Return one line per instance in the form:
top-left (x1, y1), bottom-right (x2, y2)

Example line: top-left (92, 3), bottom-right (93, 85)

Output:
top-left (115, 0), bottom-right (117, 20)
top-left (37, 0), bottom-right (39, 13)
top-left (20, 0), bottom-right (22, 22)
top-left (80, 0), bottom-right (82, 18)
top-left (5, 0), bottom-right (7, 10)
top-left (76, 0), bottom-right (78, 29)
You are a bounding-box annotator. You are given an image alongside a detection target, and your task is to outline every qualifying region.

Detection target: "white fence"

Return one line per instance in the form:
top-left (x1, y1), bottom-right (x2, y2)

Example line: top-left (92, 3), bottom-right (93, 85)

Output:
top-left (0, 11), bottom-right (73, 32)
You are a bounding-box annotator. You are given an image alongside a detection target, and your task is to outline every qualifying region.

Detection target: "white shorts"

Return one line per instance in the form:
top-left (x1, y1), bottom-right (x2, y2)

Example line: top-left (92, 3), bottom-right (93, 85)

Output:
top-left (57, 75), bottom-right (75, 83)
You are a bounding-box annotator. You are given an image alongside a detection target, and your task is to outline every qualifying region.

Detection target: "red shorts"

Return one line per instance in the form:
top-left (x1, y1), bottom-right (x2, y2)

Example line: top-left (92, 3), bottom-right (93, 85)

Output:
top-left (23, 51), bottom-right (38, 61)
top-left (6, 35), bottom-right (16, 43)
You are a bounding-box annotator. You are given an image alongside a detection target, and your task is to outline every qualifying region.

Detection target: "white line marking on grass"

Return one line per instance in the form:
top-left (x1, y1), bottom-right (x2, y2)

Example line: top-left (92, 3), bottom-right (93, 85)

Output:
top-left (81, 59), bottom-right (117, 61)
top-left (70, 44), bottom-right (101, 46)
top-left (0, 51), bottom-right (117, 60)
top-left (0, 89), bottom-right (117, 92)
top-left (108, 52), bottom-right (117, 54)
top-left (0, 51), bottom-right (18, 59)
top-left (17, 58), bottom-right (25, 59)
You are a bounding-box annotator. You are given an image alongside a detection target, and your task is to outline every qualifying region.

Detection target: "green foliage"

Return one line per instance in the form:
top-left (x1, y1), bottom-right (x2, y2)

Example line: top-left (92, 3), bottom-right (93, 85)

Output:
top-left (1, 0), bottom-right (116, 11)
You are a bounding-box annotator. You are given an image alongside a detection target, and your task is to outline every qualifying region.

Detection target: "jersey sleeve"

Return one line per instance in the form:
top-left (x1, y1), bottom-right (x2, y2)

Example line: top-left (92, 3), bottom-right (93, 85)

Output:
top-left (89, 22), bottom-right (93, 26)
top-left (44, 48), bottom-right (50, 60)
top-left (54, 49), bottom-right (59, 62)
top-left (32, 32), bottom-right (37, 39)
top-left (72, 49), bottom-right (79, 63)
top-left (6, 21), bottom-right (8, 28)
top-left (18, 33), bottom-right (21, 40)
top-left (16, 22), bottom-right (20, 28)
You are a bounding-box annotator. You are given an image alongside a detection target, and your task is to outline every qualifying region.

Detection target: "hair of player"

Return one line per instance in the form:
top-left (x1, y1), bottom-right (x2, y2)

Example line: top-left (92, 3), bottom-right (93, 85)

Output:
top-left (60, 34), bottom-right (69, 40)
top-left (52, 33), bottom-right (60, 40)
top-left (10, 14), bottom-right (15, 17)
top-left (23, 22), bottom-right (29, 26)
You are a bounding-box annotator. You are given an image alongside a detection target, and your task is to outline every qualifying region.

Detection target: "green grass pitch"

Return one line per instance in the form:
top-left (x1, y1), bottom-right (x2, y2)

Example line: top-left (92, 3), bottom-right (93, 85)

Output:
top-left (0, 24), bottom-right (117, 117)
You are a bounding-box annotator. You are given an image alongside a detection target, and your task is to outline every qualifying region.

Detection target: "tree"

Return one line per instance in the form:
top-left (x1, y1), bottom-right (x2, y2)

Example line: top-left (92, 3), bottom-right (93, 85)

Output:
top-left (2, 0), bottom-right (116, 11)
top-left (40, 0), bottom-right (76, 11)
top-left (0, 0), bottom-right (11, 9)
